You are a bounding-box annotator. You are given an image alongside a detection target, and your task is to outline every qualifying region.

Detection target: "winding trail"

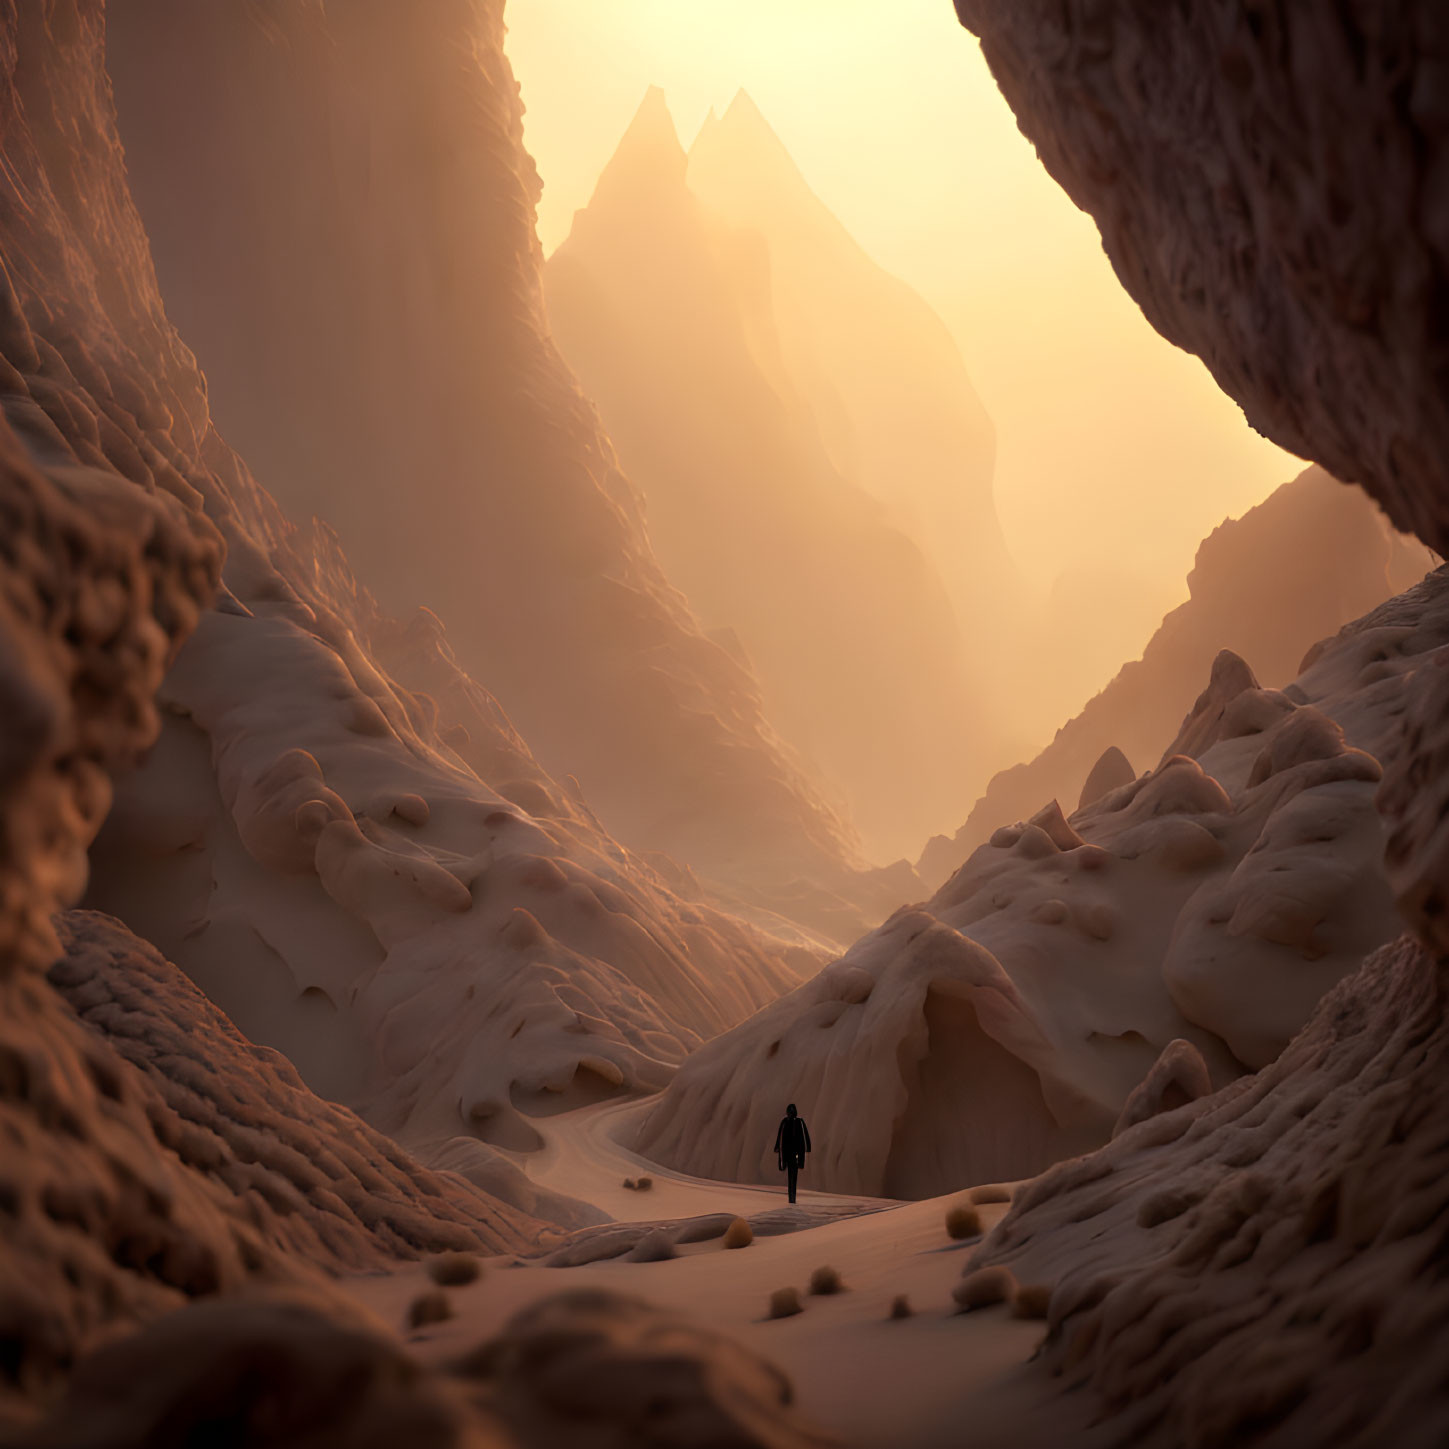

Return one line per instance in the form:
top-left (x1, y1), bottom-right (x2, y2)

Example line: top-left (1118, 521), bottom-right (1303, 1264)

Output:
top-left (523, 1094), bottom-right (894, 1224)
top-left (345, 1096), bottom-right (1085, 1448)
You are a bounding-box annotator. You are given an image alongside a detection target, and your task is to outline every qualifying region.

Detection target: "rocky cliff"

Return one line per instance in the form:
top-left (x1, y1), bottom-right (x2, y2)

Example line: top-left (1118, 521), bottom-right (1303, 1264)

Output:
top-left (102, 0), bottom-right (865, 897)
top-left (954, 0), bottom-right (1449, 560)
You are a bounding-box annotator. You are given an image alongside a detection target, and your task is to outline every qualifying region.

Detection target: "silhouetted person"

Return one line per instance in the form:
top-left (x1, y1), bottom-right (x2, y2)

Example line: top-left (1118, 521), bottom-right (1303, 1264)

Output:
top-left (774, 1103), bottom-right (811, 1204)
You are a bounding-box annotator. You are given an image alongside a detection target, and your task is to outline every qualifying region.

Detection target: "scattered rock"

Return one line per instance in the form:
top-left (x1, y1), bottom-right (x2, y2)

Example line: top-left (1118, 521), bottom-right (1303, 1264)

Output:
top-left (768, 1287), bottom-right (804, 1320)
top-left (723, 1217), bottom-right (753, 1249)
top-left (408, 1291), bottom-right (453, 1330)
top-left (945, 1204), bottom-right (982, 1240)
top-left (808, 1265), bottom-right (843, 1295)
top-left (953, 1267), bottom-right (1016, 1312)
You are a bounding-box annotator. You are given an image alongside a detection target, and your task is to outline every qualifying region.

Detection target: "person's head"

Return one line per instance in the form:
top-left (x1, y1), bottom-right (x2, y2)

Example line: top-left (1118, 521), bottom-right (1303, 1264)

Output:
top-left (786, 1103), bottom-right (797, 1117)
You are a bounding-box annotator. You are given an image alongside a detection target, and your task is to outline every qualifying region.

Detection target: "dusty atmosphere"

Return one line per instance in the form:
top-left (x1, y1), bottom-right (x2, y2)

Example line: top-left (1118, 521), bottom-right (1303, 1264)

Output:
top-left (2, 3), bottom-right (1447, 1447)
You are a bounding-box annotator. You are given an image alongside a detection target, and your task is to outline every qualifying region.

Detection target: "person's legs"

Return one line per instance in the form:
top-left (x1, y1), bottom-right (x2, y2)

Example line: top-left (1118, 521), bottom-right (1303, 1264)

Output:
top-left (787, 1161), bottom-right (798, 1204)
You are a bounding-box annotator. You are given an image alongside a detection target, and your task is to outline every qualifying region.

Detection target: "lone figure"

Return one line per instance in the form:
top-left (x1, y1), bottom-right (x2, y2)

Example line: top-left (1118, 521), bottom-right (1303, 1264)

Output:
top-left (774, 1103), bottom-right (811, 1204)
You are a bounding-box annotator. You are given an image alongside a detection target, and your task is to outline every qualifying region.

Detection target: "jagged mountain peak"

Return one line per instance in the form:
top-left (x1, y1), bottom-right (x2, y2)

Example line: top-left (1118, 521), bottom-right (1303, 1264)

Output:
top-left (598, 85), bottom-right (688, 190)
top-left (689, 87), bottom-right (807, 199)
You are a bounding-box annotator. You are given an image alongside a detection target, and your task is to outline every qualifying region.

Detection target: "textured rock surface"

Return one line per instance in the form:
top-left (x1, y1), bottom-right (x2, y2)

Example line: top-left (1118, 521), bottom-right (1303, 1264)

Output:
top-left (954, 0), bottom-right (1449, 559)
top-left (641, 571), bottom-right (1449, 1197)
top-left (50, 912), bottom-right (533, 1265)
top-left (969, 936), bottom-right (1449, 1449)
top-left (24, 1292), bottom-right (502, 1449)
top-left (457, 1288), bottom-right (835, 1448)
top-left (943, 8), bottom-right (1449, 1439)
top-left (1111, 1038), bottom-right (1212, 1138)
top-left (103, 0), bottom-right (869, 898)
top-left (0, 0), bottom-right (590, 1424)
top-left (29, 1288), bottom-right (834, 1449)
top-left (920, 467), bottom-right (1432, 885)
top-left (0, 423), bottom-right (227, 1423)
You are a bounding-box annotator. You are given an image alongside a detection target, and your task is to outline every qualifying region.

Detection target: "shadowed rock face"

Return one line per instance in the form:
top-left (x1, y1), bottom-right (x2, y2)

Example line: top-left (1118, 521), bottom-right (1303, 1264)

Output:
top-left (954, 0), bottom-right (1449, 556)
top-left (51, 912), bottom-right (534, 1265)
top-left (28, 1288), bottom-right (835, 1449)
top-left (102, 0), bottom-right (866, 894)
top-left (0, 3), bottom-right (554, 1417)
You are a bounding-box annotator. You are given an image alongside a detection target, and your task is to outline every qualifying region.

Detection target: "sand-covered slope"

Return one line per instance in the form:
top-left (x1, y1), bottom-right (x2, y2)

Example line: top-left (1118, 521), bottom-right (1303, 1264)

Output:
top-left (101, 0), bottom-right (864, 898)
top-left (543, 90), bottom-right (988, 861)
top-left (640, 567), bottom-right (1449, 1198)
top-left (83, 573), bottom-right (825, 1155)
top-left (921, 466), bottom-right (1434, 885)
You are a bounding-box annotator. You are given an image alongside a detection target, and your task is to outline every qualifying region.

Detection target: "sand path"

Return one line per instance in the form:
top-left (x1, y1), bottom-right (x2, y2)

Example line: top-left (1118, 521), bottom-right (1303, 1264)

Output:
top-left (346, 1098), bottom-right (1092, 1448)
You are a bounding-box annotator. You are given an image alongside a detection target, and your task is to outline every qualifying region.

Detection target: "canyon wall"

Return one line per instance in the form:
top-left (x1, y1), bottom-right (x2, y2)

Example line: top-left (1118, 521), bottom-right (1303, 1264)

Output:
top-left (102, 0), bottom-right (866, 896)
top-left (954, 0), bottom-right (1449, 559)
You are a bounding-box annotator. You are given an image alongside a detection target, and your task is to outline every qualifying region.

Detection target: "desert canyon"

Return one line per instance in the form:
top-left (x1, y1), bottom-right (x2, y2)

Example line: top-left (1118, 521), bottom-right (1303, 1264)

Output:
top-left (2, 3), bottom-right (1447, 1447)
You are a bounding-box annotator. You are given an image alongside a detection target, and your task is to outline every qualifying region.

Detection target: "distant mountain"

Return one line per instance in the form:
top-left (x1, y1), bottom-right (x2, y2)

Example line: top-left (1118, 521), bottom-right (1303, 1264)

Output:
top-left (918, 465), bottom-right (1437, 884)
top-left (688, 92), bottom-right (1018, 659)
top-left (544, 90), bottom-right (1006, 860)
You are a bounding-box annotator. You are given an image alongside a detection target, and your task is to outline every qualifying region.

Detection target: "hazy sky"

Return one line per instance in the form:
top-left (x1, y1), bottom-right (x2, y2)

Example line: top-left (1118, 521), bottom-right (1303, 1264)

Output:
top-left (506, 0), bottom-right (1302, 660)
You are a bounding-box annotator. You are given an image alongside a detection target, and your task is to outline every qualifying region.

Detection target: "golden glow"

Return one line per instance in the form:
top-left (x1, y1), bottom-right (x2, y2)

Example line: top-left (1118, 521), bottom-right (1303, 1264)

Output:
top-left (506, 0), bottom-right (1302, 731)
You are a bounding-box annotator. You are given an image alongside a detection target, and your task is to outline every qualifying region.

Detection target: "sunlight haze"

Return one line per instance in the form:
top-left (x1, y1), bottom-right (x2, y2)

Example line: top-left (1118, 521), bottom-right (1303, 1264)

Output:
top-left (506, 0), bottom-right (1303, 708)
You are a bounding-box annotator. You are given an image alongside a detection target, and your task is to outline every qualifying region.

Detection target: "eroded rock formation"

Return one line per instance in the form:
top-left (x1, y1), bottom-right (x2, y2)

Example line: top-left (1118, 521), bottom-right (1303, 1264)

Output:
top-left (969, 935), bottom-right (1449, 1448)
top-left (642, 569), bottom-right (1449, 1197)
top-left (51, 912), bottom-right (533, 1263)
